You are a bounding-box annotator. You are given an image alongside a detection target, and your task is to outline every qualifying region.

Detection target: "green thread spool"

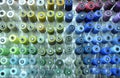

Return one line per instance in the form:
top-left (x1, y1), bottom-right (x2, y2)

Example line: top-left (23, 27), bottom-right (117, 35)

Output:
top-left (27, 23), bottom-right (36, 32)
top-left (0, 48), bottom-right (9, 56)
top-left (48, 35), bottom-right (56, 45)
top-left (38, 47), bottom-right (46, 56)
top-left (56, 11), bottom-right (64, 22)
top-left (19, 36), bottom-right (29, 45)
top-left (27, 11), bottom-right (37, 23)
top-left (9, 34), bottom-right (19, 44)
top-left (7, 22), bottom-right (17, 31)
top-left (10, 47), bottom-right (20, 55)
top-left (56, 35), bottom-right (63, 44)
top-left (37, 36), bottom-right (45, 44)
top-left (28, 46), bottom-right (37, 55)
top-left (19, 11), bottom-right (28, 22)
top-left (19, 46), bottom-right (29, 55)
top-left (38, 12), bottom-right (46, 22)
top-left (0, 22), bottom-right (10, 33)
top-left (55, 59), bottom-right (64, 67)
top-left (47, 10), bottom-right (55, 22)
top-left (64, 68), bottom-right (72, 76)
top-left (37, 24), bottom-right (46, 33)
top-left (47, 0), bottom-right (54, 10)
top-left (47, 48), bottom-right (54, 56)
top-left (39, 58), bottom-right (46, 66)
top-left (47, 26), bottom-right (54, 34)
top-left (20, 23), bottom-right (29, 33)
top-left (56, 46), bottom-right (63, 55)
top-left (29, 35), bottom-right (37, 44)
top-left (0, 57), bottom-right (9, 65)
top-left (56, 23), bottom-right (64, 33)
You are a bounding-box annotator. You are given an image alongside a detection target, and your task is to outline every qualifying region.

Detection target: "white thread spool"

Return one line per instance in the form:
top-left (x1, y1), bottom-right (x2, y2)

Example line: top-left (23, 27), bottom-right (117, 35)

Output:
top-left (0, 0), bottom-right (8, 10)
top-left (37, 0), bottom-right (45, 11)
top-left (7, 10), bottom-right (18, 21)
top-left (0, 10), bottom-right (8, 22)
top-left (7, 0), bottom-right (18, 10)
top-left (27, 0), bottom-right (37, 11)
top-left (19, 0), bottom-right (28, 10)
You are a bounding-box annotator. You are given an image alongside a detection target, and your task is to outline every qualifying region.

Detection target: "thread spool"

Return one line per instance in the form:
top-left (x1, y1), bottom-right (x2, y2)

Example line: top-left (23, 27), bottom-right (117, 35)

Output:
top-left (75, 37), bottom-right (84, 45)
top-left (75, 26), bottom-right (84, 34)
top-left (27, 23), bottom-right (36, 31)
top-left (85, 1), bottom-right (95, 12)
top-left (56, 23), bottom-right (64, 33)
top-left (102, 34), bottom-right (112, 44)
top-left (76, 12), bottom-right (86, 23)
top-left (0, 48), bottom-right (9, 56)
top-left (0, 57), bottom-right (9, 65)
top-left (100, 47), bottom-right (111, 55)
top-left (7, 22), bottom-right (17, 31)
top-left (19, 71), bottom-right (28, 78)
top-left (93, 10), bottom-right (102, 21)
top-left (19, 46), bottom-right (29, 55)
top-left (37, 0), bottom-right (45, 11)
top-left (10, 68), bottom-right (20, 75)
top-left (65, 12), bottom-right (73, 23)
top-left (112, 13), bottom-right (120, 23)
top-left (56, 11), bottom-right (64, 22)
top-left (38, 12), bottom-right (46, 22)
top-left (19, 36), bottom-right (29, 45)
top-left (85, 11), bottom-right (94, 22)
top-left (0, 69), bottom-right (10, 77)
top-left (92, 36), bottom-right (102, 44)
top-left (110, 56), bottom-right (120, 64)
top-left (111, 36), bottom-right (120, 45)
top-left (7, 11), bottom-right (18, 21)
top-left (110, 45), bottom-right (120, 54)
top-left (56, 46), bottom-right (63, 55)
top-left (92, 23), bottom-right (101, 34)
top-left (65, 35), bottom-right (72, 44)
top-left (65, 46), bottom-right (72, 54)
top-left (38, 47), bottom-right (46, 56)
top-left (94, 1), bottom-right (103, 11)
top-left (90, 67), bottom-right (100, 74)
top-left (75, 46), bottom-right (84, 55)
top-left (92, 58), bottom-right (100, 66)
top-left (20, 23), bottom-right (29, 33)
top-left (19, 0), bottom-right (28, 10)
top-left (66, 25), bottom-right (75, 34)
top-left (55, 59), bottom-right (63, 67)
top-left (84, 22), bottom-right (94, 33)
top-left (29, 35), bottom-right (37, 44)
top-left (7, 0), bottom-right (18, 9)
top-left (56, 35), bottom-right (63, 44)
top-left (0, 37), bottom-right (7, 44)
top-left (47, 48), bottom-right (54, 56)
top-left (104, 0), bottom-right (115, 10)
top-left (84, 45), bottom-right (92, 54)
top-left (76, 2), bottom-right (85, 13)
top-left (19, 11), bottom-right (28, 22)
top-left (47, 0), bottom-right (54, 10)
top-left (9, 56), bottom-right (19, 65)
top-left (0, 10), bottom-right (8, 22)
top-left (37, 36), bottom-right (45, 44)
top-left (100, 55), bottom-right (111, 64)
top-left (64, 68), bottom-right (72, 76)
top-left (19, 58), bottom-right (28, 66)
top-left (91, 45), bottom-right (100, 54)
top-left (47, 26), bottom-right (54, 34)
top-left (113, 1), bottom-right (120, 12)
top-left (84, 35), bottom-right (93, 43)
top-left (103, 10), bottom-right (112, 22)
top-left (10, 46), bottom-right (20, 55)
top-left (28, 45), bottom-right (37, 55)
top-left (29, 57), bottom-right (37, 65)
top-left (47, 10), bottom-right (55, 22)
top-left (0, 22), bottom-right (10, 33)
top-left (27, 11), bottom-right (37, 23)
top-left (101, 68), bottom-right (111, 76)
top-left (0, 0), bottom-right (8, 10)
top-left (48, 35), bottom-right (56, 45)
top-left (37, 24), bottom-right (46, 33)
top-left (27, 0), bottom-right (36, 10)
top-left (83, 56), bottom-right (92, 65)
top-left (39, 58), bottom-right (46, 66)
top-left (111, 25), bottom-right (120, 34)
top-left (65, 0), bottom-right (73, 11)
top-left (56, 0), bottom-right (64, 10)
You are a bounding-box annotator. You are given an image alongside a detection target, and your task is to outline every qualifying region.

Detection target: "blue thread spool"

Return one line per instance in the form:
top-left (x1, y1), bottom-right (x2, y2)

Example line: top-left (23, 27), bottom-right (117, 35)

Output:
top-left (90, 67), bottom-right (100, 74)
top-left (102, 34), bottom-right (112, 44)
top-left (103, 23), bottom-right (113, 33)
top-left (92, 45), bottom-right (100, 54)
top-left (0, 69), bottom-right (10, 77)
top-left (75, 37), bottom-right (84, 45)
top-left (19, 58), bottom-right (28, 66)
top-left (101, 68), bottom-right (112, 76)
top-left (74, 47), bottom-right (84, 55)
top-left (29, 57), bottom-right (37, 65)
top-left (110, 56), bottom-right (120, 64)
top-left (29, 68), bottom-right (38, 76)
top-left (10, 68), bottom-right (20, 75)
top-left (92, 58), bottom-right (100, 66)
top-left (84, 45), bottom-right (92, 54)
top-left (85, 12), bottom-right (94, 22)
top-left (111, 36), bottom-right (120, 45)
top-left (100, 47), bottom-right (111, 55)
top-left (93, 10), bottom-right (102, 21)
top-left (84, 22), bottom-right (94, 33)
top-left (10, 56), bottom-right (19, 65)
top-left (66, 24), bottom-right (75, 34)
top-left (111, 25), bottom-right (120, 34)
top-left (19, 71), bottom-right (28, 78)
top-left (110, 45), bottom-right (120, 54)
top-left (92, 36), bottom-right (102, 44)
top-left (83, 56), bottom-right (92, 65)
top-left (65, 12), bottom-right (73, 23)
top-left (100, 55), bottom-right (111, 64)
top-left (75, 26), bottom-right (84, 34)
top-left (111, 68), bottom-right (120, 76)
top-left (65, 0), bottom-right (73, 11)
top-left (92, 23), bottom-right (101, 34)
top-left (76, 12), bottom-right (86, 23)
top-left (84, 35), bottom-right (93, 43)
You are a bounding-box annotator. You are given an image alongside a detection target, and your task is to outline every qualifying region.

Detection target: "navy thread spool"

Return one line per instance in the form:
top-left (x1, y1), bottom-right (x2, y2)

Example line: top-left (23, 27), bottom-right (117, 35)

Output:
top-left (29, 57), bottom-right (37, 65)
top-left (74, 46), bottom-right (84, 55)
top-left (92, 36), bottom-right (102, 44)
top-left (100, 55), bottom-right (111, 64)
top-left (104, 0), bottom-right (115, 10)
top-left (84, 35), bottom-right (93, 43)
top-left (93, 10), bottom-right (102, 21)
top-left (65, 0), bottom-right (73, 11)
top-left (100, 47), bottom-right (111, 55)
top-left (75, 37), bottom-right (84, 45)
top-left (91, 45), bottom-right (100, 54)
top-left (92, 58), bottom-right (100, 66)
top-left (10, 56), bottom-right (19, 65)
top-left (83, 56), bottom-right (92, 65)
top-left (85, 12), bottom-right (94, 22)
top-left (84, 45), bottom-right (92, 54)
top-left (103, 10), bottom-right (112, 22)
top-left (111, 68), bottom-right (120, 76)
top-left (94, 1), bottom-right (103, 11)
top-left (102, 34), bottom-right (112, 44)
top-left (75, 26), bottom-right (84, 34)
top-left (102, 23), bottom-right (113, 33)
top-left (101, 68), bottom-right (112, 76)
top-left (66, 25), bottom-right (75, 34)
top-left (92, 23), bottom-right (101, 34)
top-left (111, 36), bottom-right (120, 45)
top-left (110, 45), bottom-right (120, 54)
top-left (90, 67), bottom-right (100, 74)
top-left (65, 12), bottom-right (73, 23)
top-left (113, 1), bottom-right (120, 12)
top-left (76, 2), bottom-right (85, 13)
top-left (110, 56), bottom-right (120, 64)
top-left (76, 12), bottom-right (86, 23)
top-left (84, 22), bottom-right (94, 33)
top-left (112, 13), bottom-right (120, 23)
top-left (111, 25), bottom-right (120, 34)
